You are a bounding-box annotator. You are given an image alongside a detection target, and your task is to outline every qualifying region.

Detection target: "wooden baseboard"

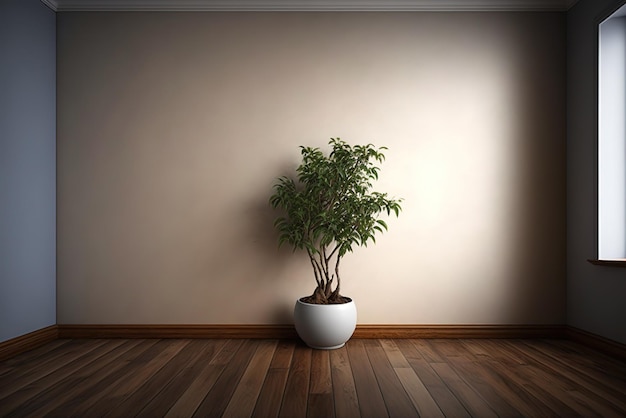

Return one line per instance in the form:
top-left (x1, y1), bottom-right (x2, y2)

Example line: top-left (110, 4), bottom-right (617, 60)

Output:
top-left (566, 326), bottom-right (626, 361)
top-left (57, 324), bottom-right (565, 340)
top-left (6, 324), bottom-right (623, 362)
top-left (58, 324), bottom-right (299, 339)
top-left (353, 324), bottom-right (566, 339)
top-left (0, 325), bottom-right (59, 362)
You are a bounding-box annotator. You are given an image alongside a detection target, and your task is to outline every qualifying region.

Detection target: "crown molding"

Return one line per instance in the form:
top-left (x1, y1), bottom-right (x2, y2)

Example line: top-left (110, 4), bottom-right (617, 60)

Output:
top-left (43, 0), bottom-right (580, 12)
top-left (40, 0), bottom-right (59, 11)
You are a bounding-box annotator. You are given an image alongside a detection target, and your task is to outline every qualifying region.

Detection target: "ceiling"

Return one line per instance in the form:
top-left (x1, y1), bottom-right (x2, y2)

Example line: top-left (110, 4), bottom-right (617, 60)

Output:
top-left (41, 0), bottom-right (580, 12)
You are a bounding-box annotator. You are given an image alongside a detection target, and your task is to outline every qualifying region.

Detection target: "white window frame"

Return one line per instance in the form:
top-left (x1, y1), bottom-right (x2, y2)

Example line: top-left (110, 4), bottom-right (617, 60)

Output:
top-left (597, 4), bottom-right (626, 262)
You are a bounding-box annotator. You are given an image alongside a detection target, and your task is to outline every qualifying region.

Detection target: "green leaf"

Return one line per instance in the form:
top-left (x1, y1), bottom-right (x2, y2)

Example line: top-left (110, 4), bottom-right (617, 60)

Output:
top-left (269, 138), bottom-right (402, 283)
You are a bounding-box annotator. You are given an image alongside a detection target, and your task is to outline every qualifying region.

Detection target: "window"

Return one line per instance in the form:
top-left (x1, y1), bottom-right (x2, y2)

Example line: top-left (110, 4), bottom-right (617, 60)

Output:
top-left (597, 4), bottom-right (626, 263)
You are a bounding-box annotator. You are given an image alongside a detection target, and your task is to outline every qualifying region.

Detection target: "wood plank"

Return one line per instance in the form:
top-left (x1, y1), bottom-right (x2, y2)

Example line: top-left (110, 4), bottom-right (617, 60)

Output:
top-left (346, 339), bottom-right (388, 418)
top-left (134, 340), bottom-right (225, 417)
top-left (365, 343), bottom-right (418, 417)
top-left (379, 339), bottom-right (410, 368)
top-left (395, 339), bottom-right (471, 418)
top-left (252, 369), bottom-right (289, 418)
top-left (548, 338), bottom-right (626, 376)
top-left (0, 338), bottom-right (70, 378)
top-left (251, 340), bottom-right (294, 418)
top-left (133, 340), bottom-right (221, 417)
top-left (430, 362), bottom-right (499, 418)
top-left (1, 337), bottom-right (625, 418)
top-left (79, 339), bottom-right (189, 417)
top-left (522, 339), bottom-right (626, 386)
top-left (308, 394), bottom-right (335, 418)
top-left (222, 340), bottom-right (278, 418)
top-left (504, 340), bottom-right (625, 416)
top-left (459, 339), bottom-right (491, 358)
top-left (411, 339), bottom-right (446, 363)
top-left (308, 349), bottom-right (334, 418)
top-left (0, 338), bottom-right (107, 399)
top-left (476, 339), bottom-right (528, 366)
top-left (446, 353), bottom-right (524, 417)
top-left (329, 346), bottom-right (360, 418)
top-left (381, 338), bottom-right (443, 416)
top-left (309, 349), bottom-right (332, 394)
top-left (454, 341), bottom-right (558, 417)
top-left (40, 339), bottom-right (161, 417)
top-left (278, 344), bottom-right (311, 418)
top-left (394, 368), bottom-right (445, 418)
top-left (1, 339), bottom-right (141, 417)
top-left (192, 339), bottom-right (258, 417)
top-left (428, 339), bottom-right (471, 360)
top-left (480, 340), bottom-right (605, 416)
top-left (269, 340), bottom-right (295, 369)
top-left (520, 339), bottom-right (626, 408)
top-left (568, 390), bottom-right (626, 418)
top-left (456, 340), bottom-right (560, 417)
top-left (480, 358), bottom-right (562, 417)
top-left (107, 339), bottom-right (212, 417)
top-left (522, 363), bottom-right (600, 416)
top-left (211, 339), bottom-right (245, 366)
top-left (163, 339), bottom-right (235, 418)
top-left (485, 354), bottom-right (586, 416)
top-left (0, 339), bottom-right (112, 415)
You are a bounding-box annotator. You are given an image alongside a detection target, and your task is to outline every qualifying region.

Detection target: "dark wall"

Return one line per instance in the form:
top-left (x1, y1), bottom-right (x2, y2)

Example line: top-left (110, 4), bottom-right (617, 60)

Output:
top-left (567, 0), bottom-right (626, 344)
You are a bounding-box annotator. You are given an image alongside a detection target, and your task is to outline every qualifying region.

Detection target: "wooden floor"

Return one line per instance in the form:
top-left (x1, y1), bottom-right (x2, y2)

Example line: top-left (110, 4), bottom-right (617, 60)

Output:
top-left (0, 338), bottom-right (625, 417)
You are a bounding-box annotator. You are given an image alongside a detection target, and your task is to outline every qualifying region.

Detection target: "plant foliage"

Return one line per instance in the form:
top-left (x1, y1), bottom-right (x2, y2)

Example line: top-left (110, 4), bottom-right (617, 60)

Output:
top-left (269, 138), bottom-right (402, 304)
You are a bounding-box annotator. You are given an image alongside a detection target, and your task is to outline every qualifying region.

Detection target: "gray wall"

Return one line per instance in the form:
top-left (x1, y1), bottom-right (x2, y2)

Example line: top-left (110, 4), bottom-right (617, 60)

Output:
top-left (0, 0), bottom-right (56, 342)
top-left (567, 0), bottom-right (626, 344)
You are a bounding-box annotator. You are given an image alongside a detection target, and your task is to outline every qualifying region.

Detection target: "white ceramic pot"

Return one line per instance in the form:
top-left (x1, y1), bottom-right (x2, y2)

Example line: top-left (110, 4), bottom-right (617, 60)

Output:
top-left (293, 298), bottom-right (357, 349)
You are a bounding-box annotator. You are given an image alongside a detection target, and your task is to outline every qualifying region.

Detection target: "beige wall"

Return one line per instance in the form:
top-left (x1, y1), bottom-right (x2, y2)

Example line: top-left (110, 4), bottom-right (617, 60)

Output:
top-left (57, 12), bottom-right (566, 325)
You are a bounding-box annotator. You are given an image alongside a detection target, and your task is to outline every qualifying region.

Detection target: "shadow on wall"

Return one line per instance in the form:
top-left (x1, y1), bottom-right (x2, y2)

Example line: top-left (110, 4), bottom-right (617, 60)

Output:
top-left (502, 21), bottom-right (566, 323)
top-left (199, 160), bottom-right (305, 324)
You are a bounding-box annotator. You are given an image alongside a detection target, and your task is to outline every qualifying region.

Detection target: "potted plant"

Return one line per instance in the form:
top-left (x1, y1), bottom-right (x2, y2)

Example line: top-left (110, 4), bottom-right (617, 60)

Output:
top-left (270, 138), bottom-right (402, 349)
